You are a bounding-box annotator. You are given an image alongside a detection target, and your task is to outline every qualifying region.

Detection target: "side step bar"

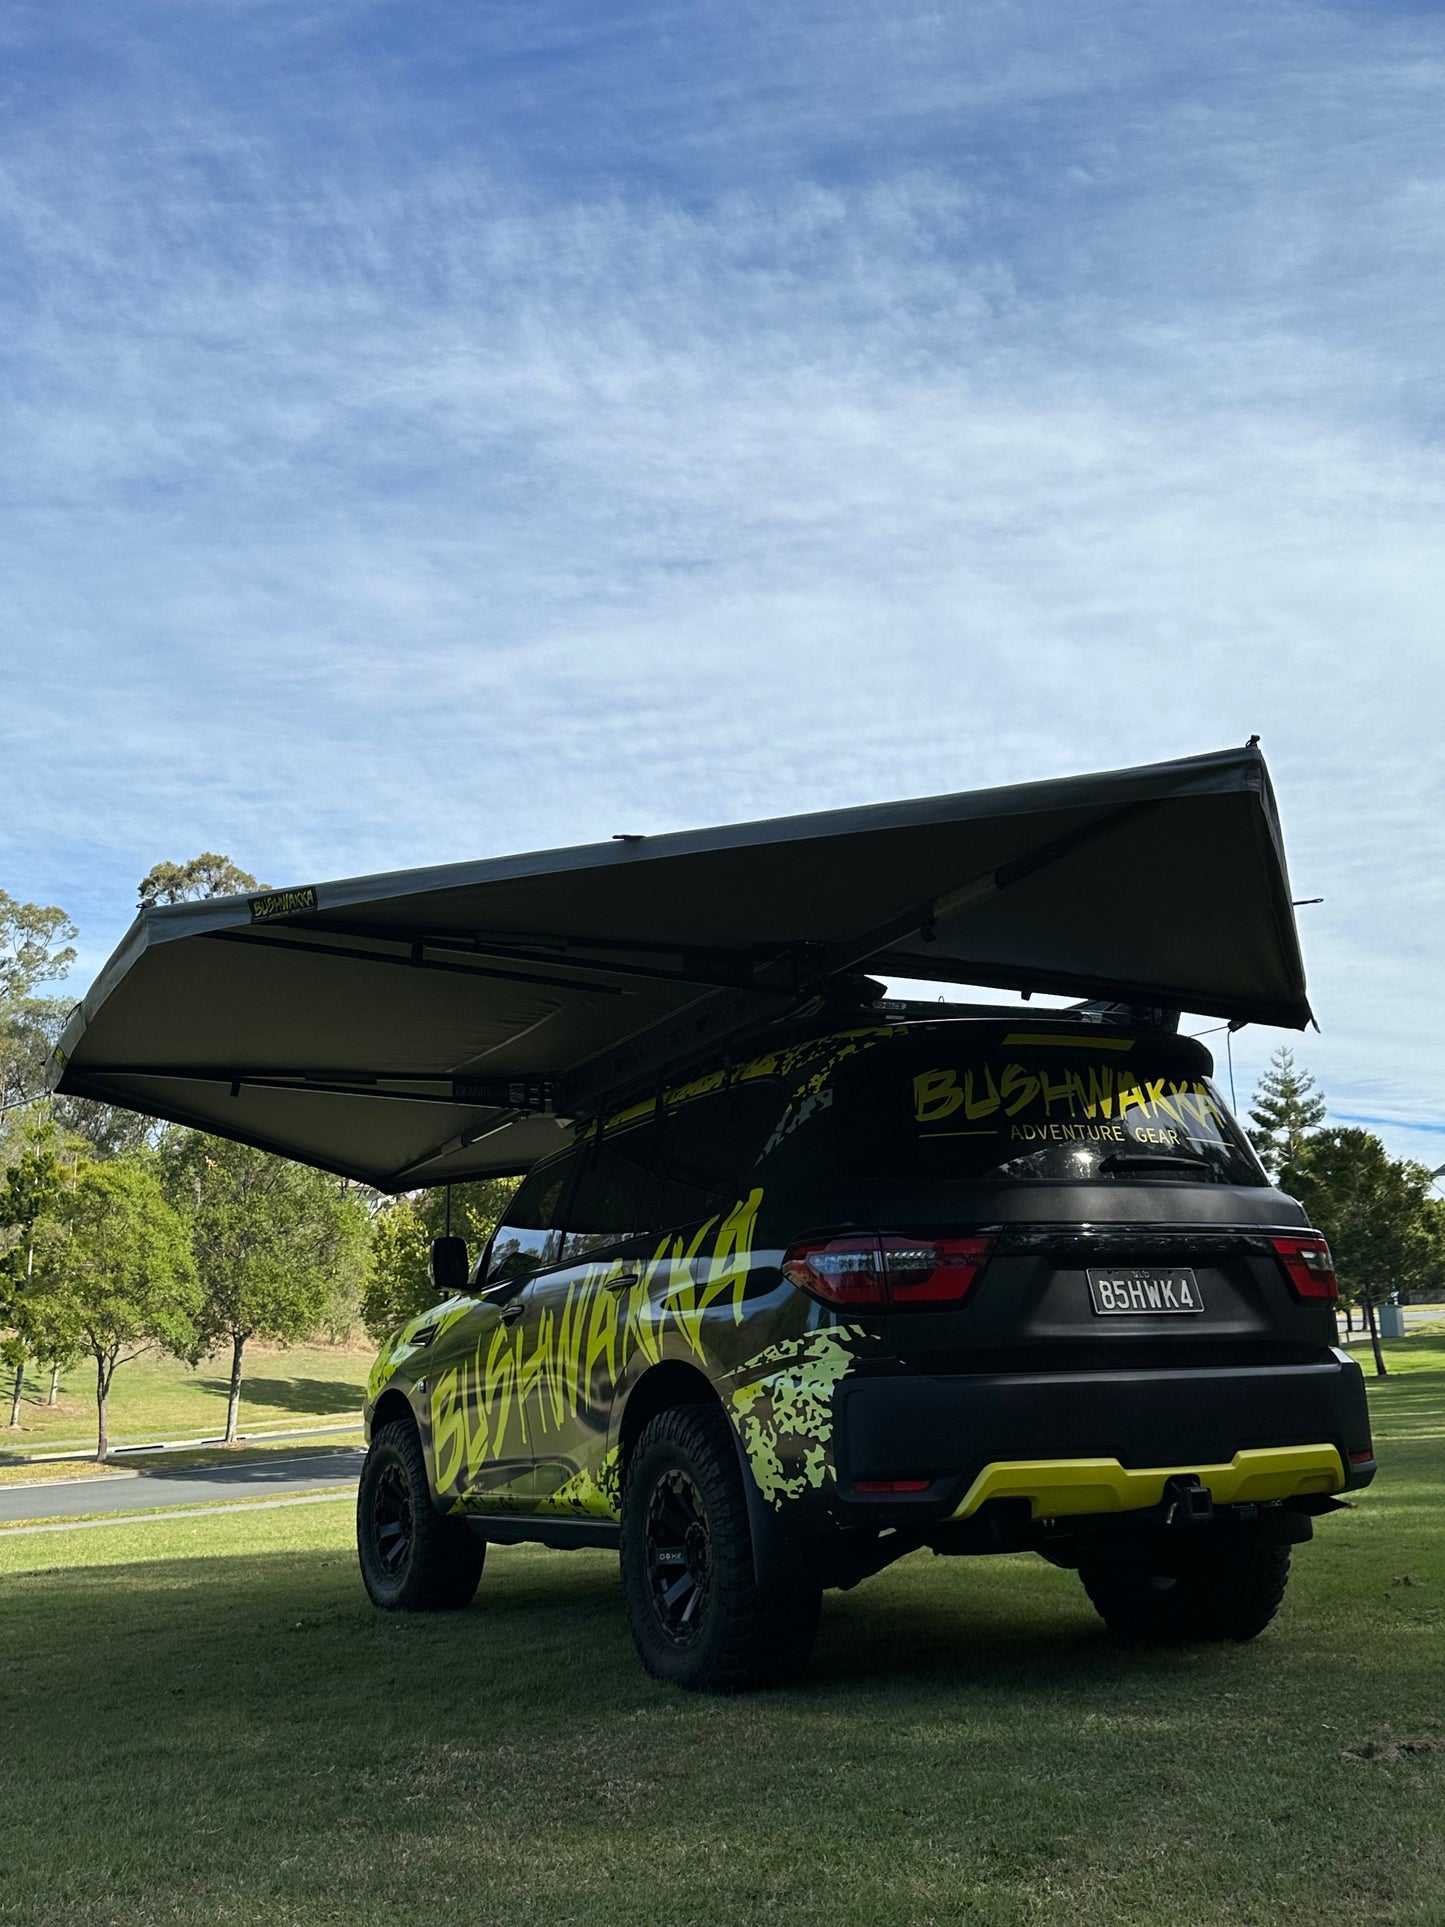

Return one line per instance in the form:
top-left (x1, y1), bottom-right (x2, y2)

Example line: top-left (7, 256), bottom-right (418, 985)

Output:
top-left (463, 1514), bottom-right (621, 1552)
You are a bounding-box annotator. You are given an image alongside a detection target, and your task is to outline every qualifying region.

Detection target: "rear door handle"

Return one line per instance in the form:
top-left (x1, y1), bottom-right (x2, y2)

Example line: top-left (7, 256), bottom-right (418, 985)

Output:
top-left (497, 1300), bottom-right (525, 1322)
top-left (606, 1272), bottom-right (640, 1293)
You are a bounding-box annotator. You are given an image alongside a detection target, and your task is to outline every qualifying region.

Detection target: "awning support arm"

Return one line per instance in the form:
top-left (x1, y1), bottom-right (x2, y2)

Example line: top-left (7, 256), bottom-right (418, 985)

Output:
top-left (202, 929), bottom-right (629, 996)
top-left (306, 921), bottom-right (765, 993)
top-left (72, 1067), bottom-right (558, 1111)
top-left (796, 800), bottom-right (1157, 982)
top-left (563, 802), bottom-right (1155, 1112)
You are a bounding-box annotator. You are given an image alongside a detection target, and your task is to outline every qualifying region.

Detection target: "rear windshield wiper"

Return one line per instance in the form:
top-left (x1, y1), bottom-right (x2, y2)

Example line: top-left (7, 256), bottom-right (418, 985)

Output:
top-left (1098, 1152), bottom-right (1218, 1178)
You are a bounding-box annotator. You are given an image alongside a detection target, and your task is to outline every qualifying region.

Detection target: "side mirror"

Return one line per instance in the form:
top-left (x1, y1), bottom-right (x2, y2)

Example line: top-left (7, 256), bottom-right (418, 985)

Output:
top-left (429, 1235), bottom-right (470, 1296)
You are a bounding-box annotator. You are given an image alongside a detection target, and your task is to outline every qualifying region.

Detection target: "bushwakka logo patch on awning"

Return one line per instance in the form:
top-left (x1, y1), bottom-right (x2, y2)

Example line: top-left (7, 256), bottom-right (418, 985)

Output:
top-left (249, 886), bottom-right (319, 922)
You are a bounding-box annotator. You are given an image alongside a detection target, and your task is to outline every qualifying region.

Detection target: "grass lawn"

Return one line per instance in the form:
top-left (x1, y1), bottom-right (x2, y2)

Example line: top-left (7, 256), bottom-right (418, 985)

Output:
top-left (0, 1342), bottom-right (369, 1456)
top-left (0, 1343), bottom-right (1440, 1926)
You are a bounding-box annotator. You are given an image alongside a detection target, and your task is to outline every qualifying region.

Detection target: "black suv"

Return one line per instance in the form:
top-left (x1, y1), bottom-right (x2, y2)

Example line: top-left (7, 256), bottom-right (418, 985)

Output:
top-left (359, 1014), bottom-right (1374, 1691)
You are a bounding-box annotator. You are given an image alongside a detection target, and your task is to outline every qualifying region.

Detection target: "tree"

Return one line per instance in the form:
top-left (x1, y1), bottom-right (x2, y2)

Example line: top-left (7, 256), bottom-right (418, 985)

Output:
top-left (0, 887), bottom-right (151, 1162)
top-left (0, 996), bottom-right (67, 1125)
top-left (0, 892), bottom-right (77, 1004)
top-left (1248, 1047), bottom-right (1326, 1181)
top-left (137, 855), bottom-right (264, 908)
top-left (7, 1212), bottom-right (84, 1412)
top-left (48, 1094), bottom-right (156, 1162)
top-left (1413, 1197), bottom-right (1445, 1303)
top-left (1283, 1128), bottom-right (1431, 1378)
top-left (363, 1180), bottom-right (516, 1338)
top-left (160, 1133), bottom-right (370, 1443)
top-left (0, 891), bottom-right (79, 1135)
top-left (0, 1121), bottom-right (67, 1425)
top-left (53, 1158), bottom-right (198, 1460)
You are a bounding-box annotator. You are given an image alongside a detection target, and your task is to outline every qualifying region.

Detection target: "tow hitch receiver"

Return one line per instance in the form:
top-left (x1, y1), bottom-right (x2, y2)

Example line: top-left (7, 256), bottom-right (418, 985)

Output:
top-left (1162, 1475), bottom-right (1214, 1528)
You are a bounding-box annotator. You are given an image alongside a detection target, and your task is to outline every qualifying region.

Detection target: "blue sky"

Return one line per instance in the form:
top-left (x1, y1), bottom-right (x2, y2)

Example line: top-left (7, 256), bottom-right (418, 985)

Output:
top-left (2, 0), bottom-right (1442, 1164)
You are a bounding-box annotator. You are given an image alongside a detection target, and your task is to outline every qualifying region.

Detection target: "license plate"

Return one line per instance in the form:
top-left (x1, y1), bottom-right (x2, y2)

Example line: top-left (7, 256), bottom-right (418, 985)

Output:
top-left (1087, 1268), bottom-right (1204, 1315)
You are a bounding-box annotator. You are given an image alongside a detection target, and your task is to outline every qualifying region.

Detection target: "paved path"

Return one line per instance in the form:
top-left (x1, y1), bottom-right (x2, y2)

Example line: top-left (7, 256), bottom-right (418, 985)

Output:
top-left (0, 1448), bottom-right (365, 1524)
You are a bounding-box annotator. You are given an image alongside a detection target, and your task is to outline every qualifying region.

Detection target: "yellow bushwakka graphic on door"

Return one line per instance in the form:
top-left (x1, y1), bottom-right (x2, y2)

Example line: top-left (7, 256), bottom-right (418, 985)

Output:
top-left (728, 1328), bottom-right (866, 1508)
top-left (428, 1187), bottom-right (766, 1512)
top-left (370, 1028), bottom-right (897, 1519)
top-left (368, 1296), bottom-right (473, 1404)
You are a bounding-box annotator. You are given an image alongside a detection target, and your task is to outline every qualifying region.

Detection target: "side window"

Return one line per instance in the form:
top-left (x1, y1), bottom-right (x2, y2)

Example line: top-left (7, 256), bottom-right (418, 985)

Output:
top-left (557, 1119), bottom-right (665, 1261)
top-left (647, 1082), bottom-right (783, 1231)
top-left (484, 1154), bottom-right (574, 1289)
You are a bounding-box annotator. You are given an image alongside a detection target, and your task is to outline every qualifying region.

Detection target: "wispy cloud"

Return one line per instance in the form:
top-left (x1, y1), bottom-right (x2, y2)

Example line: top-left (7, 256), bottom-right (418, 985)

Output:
top-left (2, 0), bottom-right (1442, 1156)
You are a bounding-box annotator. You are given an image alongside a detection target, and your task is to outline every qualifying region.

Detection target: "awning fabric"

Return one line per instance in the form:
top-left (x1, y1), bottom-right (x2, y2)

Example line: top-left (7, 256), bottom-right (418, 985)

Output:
top-left (51, 744), bottom-right (1310, 1190)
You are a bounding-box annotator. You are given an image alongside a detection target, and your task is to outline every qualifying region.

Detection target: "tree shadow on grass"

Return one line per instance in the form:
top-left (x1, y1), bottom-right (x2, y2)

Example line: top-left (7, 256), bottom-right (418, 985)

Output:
top-left (5, 1544), bottom-right (1437, 1927)
top-left (811, 1580), bottom-right (1150, 1696)
top-left (193, 1374), bottom-right (365, 1418)
top-left (0, 1538), bottom-right (1184, 1722)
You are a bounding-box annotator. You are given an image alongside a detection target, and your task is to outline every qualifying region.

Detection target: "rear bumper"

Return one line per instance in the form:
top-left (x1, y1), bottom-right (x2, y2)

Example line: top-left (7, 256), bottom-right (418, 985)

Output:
top-left (832, 1350), bottom-right (1374, 1523)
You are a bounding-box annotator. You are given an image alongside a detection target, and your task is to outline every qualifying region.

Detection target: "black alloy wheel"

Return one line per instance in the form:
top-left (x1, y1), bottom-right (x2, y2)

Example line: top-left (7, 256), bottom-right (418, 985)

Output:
top-left (620, 1402), bottom-right (821, 1693)
top-left (645, 1468), bottom-right (714, 1644)
top-left (371, 1459), bottom-right (415, 1579)
top-left (356, 1418), bottom-right (486, 1612)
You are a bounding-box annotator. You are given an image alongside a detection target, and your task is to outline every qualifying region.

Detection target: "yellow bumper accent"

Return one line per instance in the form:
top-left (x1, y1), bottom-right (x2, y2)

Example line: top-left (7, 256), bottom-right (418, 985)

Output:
top-left (951, 1444), bottom-right (1345, 1521)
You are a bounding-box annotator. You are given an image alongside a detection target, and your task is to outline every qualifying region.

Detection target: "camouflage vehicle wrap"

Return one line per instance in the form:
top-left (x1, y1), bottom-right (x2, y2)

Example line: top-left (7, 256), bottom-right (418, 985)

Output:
top-left (365, 1028), bottom-right (895, 1553)
top-left (363, 1019), bottom-right (1376, 1627)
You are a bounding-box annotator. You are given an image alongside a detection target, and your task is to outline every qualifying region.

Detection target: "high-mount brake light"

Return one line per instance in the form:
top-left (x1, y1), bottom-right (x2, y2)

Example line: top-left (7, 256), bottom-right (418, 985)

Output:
top-left (782, 1232), bottom-right (995, 1310)
top-left (1270, 1234), bottom-right (1338, 1302)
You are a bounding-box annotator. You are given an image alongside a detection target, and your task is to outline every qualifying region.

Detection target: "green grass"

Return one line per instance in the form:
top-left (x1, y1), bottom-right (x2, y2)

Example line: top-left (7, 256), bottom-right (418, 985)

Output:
top-left (0, 1457), bottom-right (130, 1488)
top-left (112, 1431), bottom-right (365, 1475)
top-left (0, 1344), bottom-right (1441, 1926)
top-left (0, 1342), bottom-right (369, 1457)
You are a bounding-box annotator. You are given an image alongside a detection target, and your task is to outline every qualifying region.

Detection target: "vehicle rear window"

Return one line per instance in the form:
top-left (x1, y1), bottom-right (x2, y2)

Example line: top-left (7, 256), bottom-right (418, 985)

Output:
top-left (570, 1081), bottom-right (782, 1241)
top-left (487, 1079), bottom-right (786, 1279)
top-left (835, 1028), bottom-right (1264, 1187)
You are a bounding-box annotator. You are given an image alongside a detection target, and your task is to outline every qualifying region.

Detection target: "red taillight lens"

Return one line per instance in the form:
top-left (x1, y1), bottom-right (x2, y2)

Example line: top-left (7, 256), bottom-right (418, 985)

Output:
top-left (1270, 1234), bottom-right (1338, 1302)
top-left (881, 1234), bottom-right (995, 1305)
top-left (782, 1236), bottom-right (889, 1308)
top-left (783, 1232), bottom-right (995, 1310)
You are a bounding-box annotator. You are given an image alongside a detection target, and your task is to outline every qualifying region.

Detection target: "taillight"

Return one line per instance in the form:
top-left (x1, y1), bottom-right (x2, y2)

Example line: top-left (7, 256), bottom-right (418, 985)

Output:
top-left (881, 1235), bottom-right (995, 1305)
top-left (782, 1232), bottom-right (995, 1310)
top-left (1270, 1234), bottom-right (1338, 1302)
top-left (780, 1236), bottom-right (887, 1307)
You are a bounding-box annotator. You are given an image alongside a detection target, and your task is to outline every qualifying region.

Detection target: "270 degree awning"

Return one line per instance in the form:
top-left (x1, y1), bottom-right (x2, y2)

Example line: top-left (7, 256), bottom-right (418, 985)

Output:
top-left (50, 743), bottom-right (1310, 1189)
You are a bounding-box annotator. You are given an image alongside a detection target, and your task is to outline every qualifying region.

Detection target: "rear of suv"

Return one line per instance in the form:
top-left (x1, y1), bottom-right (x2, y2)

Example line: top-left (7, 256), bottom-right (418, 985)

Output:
top-left (359, 1015), bottom-right (1374, 1691)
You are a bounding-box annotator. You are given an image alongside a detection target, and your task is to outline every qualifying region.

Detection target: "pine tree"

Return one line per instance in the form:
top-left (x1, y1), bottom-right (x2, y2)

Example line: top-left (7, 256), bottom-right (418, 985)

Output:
top-left (1248, 1047), bottom-right (1326, 1181)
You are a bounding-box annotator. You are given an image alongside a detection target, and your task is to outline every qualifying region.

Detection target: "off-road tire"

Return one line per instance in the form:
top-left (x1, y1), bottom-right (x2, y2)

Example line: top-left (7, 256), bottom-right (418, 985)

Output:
top-left (357, 1419), bottom-right (486, 1611)
top-left (621, 1403), bottom-right (821, 1693)
top-left (1079, 1541), bottom-right (1291, 1644)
